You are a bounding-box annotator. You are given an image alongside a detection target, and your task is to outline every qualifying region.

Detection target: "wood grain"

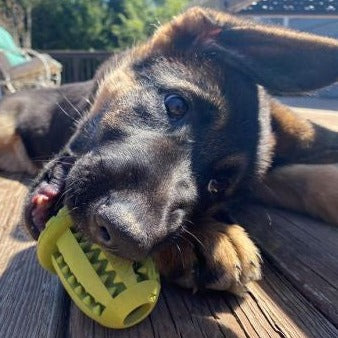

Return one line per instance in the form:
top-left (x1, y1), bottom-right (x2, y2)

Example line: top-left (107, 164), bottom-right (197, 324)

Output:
top-left (68, 262), bottom-right (337, 337)
top-left (1, 174), bottom-right (338, 337)
top-left (0, 174), bottom-right (68, 338)
top-left (236, 205), bottom-right (338, 327)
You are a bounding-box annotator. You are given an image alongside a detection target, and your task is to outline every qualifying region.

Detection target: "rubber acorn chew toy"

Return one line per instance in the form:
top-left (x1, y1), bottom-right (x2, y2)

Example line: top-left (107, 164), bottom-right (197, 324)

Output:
top-left (37, 207), bottom-right (161, 329)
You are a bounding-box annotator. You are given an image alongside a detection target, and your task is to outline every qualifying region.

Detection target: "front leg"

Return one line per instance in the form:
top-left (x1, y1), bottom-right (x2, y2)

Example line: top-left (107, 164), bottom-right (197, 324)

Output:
top-left (153, 219), bottom-right (261, 295)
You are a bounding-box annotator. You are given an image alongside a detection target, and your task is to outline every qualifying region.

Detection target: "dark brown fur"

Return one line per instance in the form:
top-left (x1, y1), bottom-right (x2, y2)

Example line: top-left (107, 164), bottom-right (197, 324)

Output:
top-left (1, 7), bottom-right (338, 294)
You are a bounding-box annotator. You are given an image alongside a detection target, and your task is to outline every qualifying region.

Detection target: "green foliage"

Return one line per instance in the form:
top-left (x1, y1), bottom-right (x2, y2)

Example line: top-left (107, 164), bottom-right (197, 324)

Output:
top-left (110, 0), bottom-right (189, 49)
top-left (31, 0), bottom-right (189, 50)
top-left (31, 0), bottom-right (109, 49)
top-left (109, 0), bottom-right (153, 50)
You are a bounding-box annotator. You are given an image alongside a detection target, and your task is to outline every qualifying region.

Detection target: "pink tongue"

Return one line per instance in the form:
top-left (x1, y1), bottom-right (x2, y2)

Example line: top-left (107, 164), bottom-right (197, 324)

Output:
top-left (31, 183), bottom-right (59, 231)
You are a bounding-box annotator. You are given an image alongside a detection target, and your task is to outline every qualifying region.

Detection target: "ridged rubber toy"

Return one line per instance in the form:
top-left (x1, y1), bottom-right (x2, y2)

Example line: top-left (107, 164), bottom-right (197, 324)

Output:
top-left (37, 207), bottom-right (161, 329)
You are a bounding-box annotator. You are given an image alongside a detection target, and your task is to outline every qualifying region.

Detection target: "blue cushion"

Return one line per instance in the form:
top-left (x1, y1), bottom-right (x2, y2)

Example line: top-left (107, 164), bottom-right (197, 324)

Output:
top-left (0, 27), bottom-right (27, 66)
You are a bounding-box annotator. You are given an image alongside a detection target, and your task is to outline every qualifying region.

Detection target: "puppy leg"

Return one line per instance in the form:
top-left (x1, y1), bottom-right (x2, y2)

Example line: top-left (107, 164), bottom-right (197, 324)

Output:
top-left (271, 100), bottom-right (338, 165)
top-left (266, 102), bottom-right (338, 225)
top-left (256, 164), bottom-right (338, 226)
top-left (153, 219), bottom-right (261, 295)
top-left (0, 115), bottom-right (38, 175)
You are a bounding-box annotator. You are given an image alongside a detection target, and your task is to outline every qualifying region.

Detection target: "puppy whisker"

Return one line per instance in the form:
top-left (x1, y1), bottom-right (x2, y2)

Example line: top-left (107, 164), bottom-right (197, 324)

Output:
top-left (62, 95), bottom-right (83, 119)
top-left (56, 103), bottom-right (79, 124)
top-left (174, 242), bottom-right (185, 270)
top-left (182, 226), bottom-right (206, 251)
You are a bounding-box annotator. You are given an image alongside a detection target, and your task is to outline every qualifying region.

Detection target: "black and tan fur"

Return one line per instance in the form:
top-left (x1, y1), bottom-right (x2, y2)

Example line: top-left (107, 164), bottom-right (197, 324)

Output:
top-left (1, 7), bottom-right (338, 294)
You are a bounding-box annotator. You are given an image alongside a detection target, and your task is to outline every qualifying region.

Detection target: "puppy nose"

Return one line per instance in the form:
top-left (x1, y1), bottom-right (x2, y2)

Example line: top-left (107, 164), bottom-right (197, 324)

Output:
top-left (91, 208), bottom-right (151, 261)
top-left (92, 206), bottom-right (147, 256)
top-left (98, 223), bottom-right (112, 243)
top-left (94, 213), bottom-right (115, 245)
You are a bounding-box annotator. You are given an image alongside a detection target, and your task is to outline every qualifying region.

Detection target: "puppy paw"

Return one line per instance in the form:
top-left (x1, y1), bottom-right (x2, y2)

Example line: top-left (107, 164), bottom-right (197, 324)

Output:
top-left (153, 221), bottom-right (261, 296)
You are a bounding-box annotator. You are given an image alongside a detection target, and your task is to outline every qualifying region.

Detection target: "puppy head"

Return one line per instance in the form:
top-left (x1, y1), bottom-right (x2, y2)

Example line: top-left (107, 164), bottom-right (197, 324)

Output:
top-left (25, 7), bottom-right (338, 260)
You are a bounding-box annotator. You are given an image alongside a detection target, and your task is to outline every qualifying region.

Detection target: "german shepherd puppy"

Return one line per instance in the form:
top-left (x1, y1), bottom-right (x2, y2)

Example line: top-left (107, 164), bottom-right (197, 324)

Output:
top-left (1, 8), bottom-right (338, 294)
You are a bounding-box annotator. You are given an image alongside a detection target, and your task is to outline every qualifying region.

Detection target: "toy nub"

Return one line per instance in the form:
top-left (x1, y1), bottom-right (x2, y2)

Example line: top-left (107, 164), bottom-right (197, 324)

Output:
top-left (37, 207), bottom-right (161, 329)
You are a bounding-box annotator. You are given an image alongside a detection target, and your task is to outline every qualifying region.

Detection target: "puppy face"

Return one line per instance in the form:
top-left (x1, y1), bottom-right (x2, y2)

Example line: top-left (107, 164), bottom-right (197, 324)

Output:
top-left (24, 8), bottom-right (338, 260)
top-left (66, 54), bottom-right (267, 258)
top-left (26, 54), bottom-right (266, 260)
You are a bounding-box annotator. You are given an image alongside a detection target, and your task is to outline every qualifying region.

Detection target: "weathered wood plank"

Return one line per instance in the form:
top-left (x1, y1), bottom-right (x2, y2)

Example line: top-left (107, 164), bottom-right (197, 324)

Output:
top-left (237, 205), bottom-right (338, 327)
top-left (1, 174), bottom-right (338, 337)
top-left (68, 263), bottom-right (337, 337)
top-left (247, 263), bottom-right (337, 338)
top-left (68, 285), bottom-right (235, 338)
top-left (0, 174), bottom-right (68, 338)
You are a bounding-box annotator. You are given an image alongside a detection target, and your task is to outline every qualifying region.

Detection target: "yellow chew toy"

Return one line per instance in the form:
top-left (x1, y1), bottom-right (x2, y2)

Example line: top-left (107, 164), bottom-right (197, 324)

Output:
top-left (37, 207), bottom-right (161, 329)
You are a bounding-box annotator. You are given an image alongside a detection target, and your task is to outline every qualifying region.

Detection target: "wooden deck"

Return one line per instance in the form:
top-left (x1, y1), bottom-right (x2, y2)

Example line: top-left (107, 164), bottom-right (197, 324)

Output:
top-left (0, 172), bottom-right (337, 338)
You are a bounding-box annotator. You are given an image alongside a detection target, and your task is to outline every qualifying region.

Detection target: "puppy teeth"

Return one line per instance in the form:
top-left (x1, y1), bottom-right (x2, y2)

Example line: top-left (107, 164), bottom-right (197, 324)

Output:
top-left (32, 194), bottom-right (49, 205)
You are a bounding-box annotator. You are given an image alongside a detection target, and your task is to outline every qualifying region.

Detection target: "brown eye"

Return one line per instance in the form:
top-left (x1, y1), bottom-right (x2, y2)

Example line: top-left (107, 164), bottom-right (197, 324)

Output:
top-left (164, 95), bottom-right (188, 119)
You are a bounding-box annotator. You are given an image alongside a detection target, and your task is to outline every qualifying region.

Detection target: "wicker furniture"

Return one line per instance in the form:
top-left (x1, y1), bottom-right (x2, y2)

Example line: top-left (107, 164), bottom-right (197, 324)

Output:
top-left (0, 27), bottom-right (62, 95)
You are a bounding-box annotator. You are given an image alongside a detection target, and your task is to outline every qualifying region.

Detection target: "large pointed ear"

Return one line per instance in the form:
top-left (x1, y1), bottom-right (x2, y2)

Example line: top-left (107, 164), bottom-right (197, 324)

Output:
top-left (150, 7), bottom-right (338, 94)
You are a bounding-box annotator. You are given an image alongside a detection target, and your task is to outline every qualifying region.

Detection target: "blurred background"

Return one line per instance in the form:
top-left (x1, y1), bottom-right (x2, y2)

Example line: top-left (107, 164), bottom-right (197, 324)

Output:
top-left (0, 0), bottom-right (337, 100)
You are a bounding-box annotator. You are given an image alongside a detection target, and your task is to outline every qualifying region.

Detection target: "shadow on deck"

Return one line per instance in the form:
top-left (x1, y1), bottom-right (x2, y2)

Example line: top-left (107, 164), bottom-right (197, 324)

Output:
top-left (0, 172), bottom-right (337, 337)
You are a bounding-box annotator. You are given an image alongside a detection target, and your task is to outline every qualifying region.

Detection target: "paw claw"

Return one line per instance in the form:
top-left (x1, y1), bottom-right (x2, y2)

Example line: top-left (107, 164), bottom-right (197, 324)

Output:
top-left (229, 282), bottom-right (248, 296)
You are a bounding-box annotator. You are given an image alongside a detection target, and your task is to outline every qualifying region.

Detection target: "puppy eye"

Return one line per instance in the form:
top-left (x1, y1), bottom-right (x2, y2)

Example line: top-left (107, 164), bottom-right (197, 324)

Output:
top-left (164, 95), bottom-right (188, 119)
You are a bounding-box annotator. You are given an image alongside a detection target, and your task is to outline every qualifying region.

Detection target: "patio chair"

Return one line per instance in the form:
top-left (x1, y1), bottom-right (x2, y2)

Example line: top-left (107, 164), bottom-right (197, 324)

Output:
top-left (0, 27), bottom-right (62, 95)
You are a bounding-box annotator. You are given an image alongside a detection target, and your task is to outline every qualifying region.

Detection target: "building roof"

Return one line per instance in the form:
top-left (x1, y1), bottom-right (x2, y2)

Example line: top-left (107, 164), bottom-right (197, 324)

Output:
top-left (239, 0), bottom-right (338, 15)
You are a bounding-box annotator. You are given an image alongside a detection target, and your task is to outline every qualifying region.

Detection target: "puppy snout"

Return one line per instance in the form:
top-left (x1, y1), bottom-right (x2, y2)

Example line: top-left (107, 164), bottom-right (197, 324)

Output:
top-left (91, 205), bottom-right (149, 260)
